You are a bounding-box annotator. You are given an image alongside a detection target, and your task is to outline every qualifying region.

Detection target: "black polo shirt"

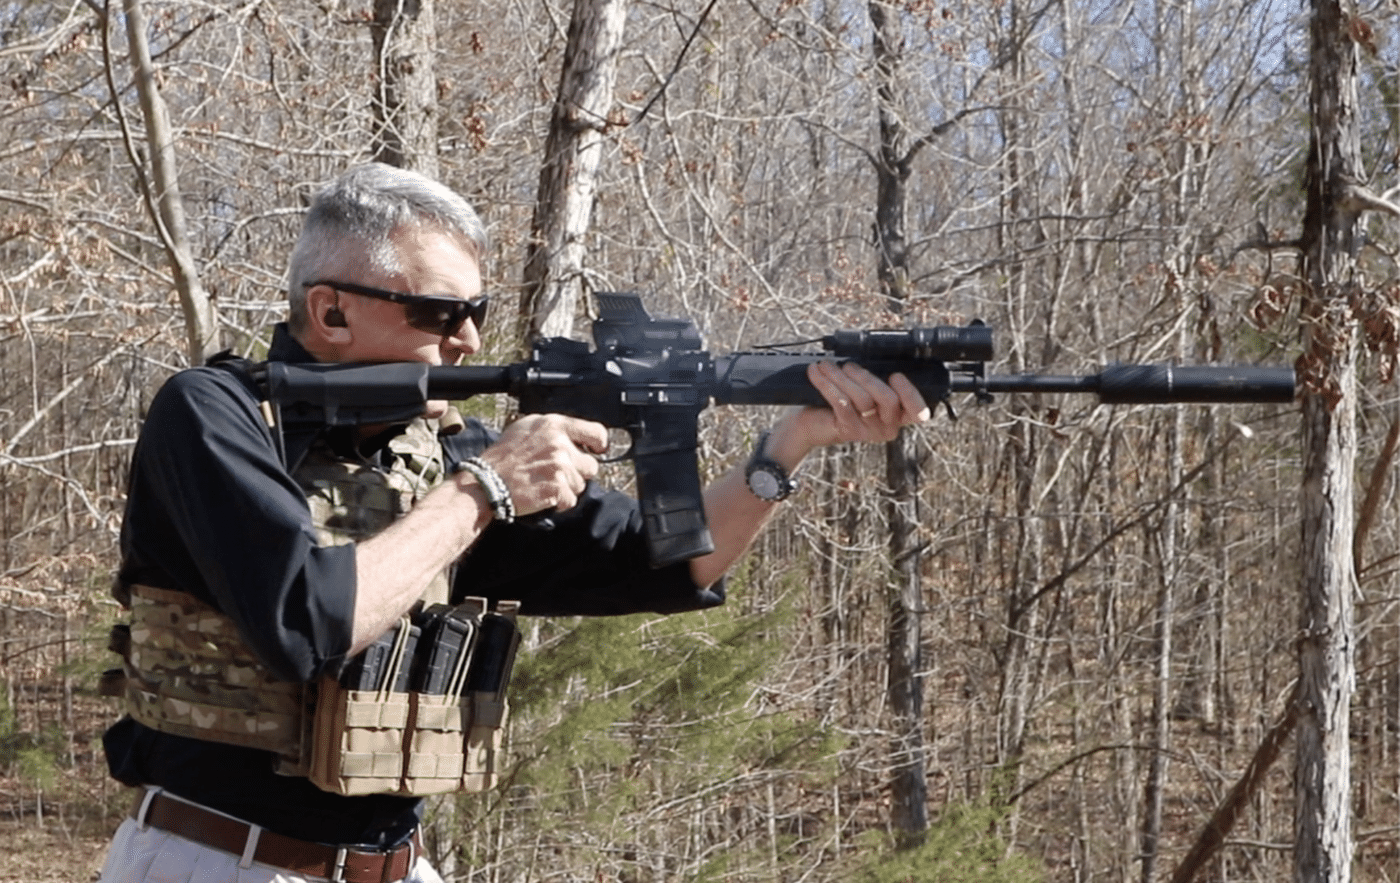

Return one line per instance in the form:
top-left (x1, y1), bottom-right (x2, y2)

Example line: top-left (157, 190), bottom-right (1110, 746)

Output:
top-left (103, 325), bottom-right (724, 848)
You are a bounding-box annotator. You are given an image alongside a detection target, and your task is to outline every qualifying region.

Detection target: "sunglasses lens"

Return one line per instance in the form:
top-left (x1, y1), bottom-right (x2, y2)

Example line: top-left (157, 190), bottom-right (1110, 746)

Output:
top-left (404, 297), bottom-right (487, 336)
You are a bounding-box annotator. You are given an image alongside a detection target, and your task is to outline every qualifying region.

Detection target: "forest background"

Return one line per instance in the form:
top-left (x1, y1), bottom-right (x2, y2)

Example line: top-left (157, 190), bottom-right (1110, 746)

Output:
top-left (2, 0), bottom-right (1398, 882)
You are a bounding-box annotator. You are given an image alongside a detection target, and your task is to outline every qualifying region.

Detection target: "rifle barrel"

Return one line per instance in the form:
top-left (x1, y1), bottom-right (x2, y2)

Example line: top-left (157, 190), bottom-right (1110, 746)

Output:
top-left (967, 365), bottom-right (1296, 404)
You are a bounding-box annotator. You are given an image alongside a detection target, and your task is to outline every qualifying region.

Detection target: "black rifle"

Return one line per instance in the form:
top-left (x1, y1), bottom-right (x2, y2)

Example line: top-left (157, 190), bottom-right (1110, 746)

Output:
top-left (257, 292), bottom-right (1295, 569)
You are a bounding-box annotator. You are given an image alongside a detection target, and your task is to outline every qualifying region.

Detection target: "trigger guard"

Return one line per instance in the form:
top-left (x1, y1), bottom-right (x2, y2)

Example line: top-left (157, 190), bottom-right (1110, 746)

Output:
top-left (598, 427), bottom-right (634, 464)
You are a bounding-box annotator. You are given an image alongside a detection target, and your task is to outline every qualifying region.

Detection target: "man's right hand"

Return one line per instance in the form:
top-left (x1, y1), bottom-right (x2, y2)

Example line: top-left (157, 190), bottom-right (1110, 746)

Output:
top-left (355, 413), bottom-right (604, 652)
top-left (474, 414), bottom-right (608, 516)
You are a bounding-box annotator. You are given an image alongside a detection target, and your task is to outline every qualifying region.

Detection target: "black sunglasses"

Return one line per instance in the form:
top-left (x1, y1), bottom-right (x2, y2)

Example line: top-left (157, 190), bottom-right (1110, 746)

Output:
top-left (306, 280), bottom-right (489, 336)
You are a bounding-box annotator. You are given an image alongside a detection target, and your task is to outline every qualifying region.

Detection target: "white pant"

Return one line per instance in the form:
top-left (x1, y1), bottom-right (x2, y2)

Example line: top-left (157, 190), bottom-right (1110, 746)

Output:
top-left (98, 816), bottom-right (444, 883)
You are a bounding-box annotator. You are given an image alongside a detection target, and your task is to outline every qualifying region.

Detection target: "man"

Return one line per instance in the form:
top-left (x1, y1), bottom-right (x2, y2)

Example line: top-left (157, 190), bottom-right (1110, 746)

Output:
top-left (98, 163), bottom-right (929, 883)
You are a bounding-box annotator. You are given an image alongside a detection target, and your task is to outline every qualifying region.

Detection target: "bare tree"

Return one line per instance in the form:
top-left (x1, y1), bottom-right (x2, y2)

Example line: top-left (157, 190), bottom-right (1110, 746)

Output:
top-left (371, 0), bottom-right (440, 177)
top-left (1294, 2), bottom-right (1361, 880)
top-left (866, 0), bottom-right (929, 845)
top-left (520, 0), bottom-right (628, 341)
top-left (114, 0), bottom-right (218, 363)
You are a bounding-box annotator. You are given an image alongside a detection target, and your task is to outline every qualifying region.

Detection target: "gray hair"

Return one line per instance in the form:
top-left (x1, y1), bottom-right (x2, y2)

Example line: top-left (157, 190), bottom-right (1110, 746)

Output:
top-left (285, 163), bottom-right (489, 332)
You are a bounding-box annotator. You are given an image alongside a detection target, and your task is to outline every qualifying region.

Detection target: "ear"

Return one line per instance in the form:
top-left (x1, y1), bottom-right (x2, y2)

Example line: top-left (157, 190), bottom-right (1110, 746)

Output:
top-left (303, 283), bottom-right (353, 348)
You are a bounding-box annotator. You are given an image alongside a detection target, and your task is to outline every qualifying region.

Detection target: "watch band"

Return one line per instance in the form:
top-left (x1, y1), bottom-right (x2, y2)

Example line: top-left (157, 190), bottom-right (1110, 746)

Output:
top-left (745, 431), bottom-right (798, 502)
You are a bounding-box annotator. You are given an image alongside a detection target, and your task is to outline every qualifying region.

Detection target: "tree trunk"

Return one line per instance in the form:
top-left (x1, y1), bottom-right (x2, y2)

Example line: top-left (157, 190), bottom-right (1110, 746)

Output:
top-left (1295, 2), bottom-right (1361, 881)
top-left (371, 0), bottom-right (440, 177)
top-left (997, 415), bottom-right (1040, 811)
top-left (520, 0), bottom-right (628, 342)
top-left (885, 427), bottom-right (928, 843)
top-left (867, 0), bottom-right (927, 845)
top-left (1140, 409), bottom-right (1182, 883)
top-left (992, 2), bottom-right (1050, 844)
top-left (118, 0), bottom-right (218, 363)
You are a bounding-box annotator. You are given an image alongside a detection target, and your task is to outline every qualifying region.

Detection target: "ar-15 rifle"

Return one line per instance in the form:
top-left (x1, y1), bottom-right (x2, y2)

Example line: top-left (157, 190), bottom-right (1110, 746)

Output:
top-left (257, 292), bottom-right (1296, 569)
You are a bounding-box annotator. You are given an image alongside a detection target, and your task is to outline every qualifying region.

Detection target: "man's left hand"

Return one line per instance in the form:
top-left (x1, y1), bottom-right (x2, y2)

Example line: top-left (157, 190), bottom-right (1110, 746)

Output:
top-left (761, 361), bottom-right (931, 469)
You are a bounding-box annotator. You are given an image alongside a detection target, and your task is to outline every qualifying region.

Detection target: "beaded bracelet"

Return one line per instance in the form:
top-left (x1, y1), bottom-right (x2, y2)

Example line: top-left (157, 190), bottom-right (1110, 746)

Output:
top-left (452, 457), bottom-right (516, 524)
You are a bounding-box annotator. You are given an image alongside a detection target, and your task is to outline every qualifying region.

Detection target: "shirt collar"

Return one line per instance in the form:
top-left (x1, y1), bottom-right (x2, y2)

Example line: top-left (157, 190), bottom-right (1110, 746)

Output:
top-left (268, 323), bottom-right (317, 363)
top-left (265, 323), bottom-right (354, 471)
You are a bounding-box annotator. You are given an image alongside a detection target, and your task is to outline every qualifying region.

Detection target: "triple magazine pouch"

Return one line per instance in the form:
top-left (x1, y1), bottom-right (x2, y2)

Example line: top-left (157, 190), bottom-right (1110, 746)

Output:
top-left (308, 597), bottom-right (521, 796)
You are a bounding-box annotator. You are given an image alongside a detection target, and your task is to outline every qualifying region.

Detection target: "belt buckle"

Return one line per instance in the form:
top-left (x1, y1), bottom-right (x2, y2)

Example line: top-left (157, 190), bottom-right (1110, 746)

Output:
top-left (331, 835), bottom-right (413, 883)
top-left (331, 846), bottom-right (349, 883)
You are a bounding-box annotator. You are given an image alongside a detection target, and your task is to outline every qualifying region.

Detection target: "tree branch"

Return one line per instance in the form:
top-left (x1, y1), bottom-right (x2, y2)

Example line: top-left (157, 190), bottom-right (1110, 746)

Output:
top-left (1168, 687), bottom-right (1300, 883)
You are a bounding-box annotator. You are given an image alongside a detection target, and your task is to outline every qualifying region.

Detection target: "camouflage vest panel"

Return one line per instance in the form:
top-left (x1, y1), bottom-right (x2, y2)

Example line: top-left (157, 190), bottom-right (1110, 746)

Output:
top-left (295, 418), bottom-right (451, 607)
top-left (121, 583), bottom-right (310, 765)
top-left (116, 418), bottom-right (453, 771)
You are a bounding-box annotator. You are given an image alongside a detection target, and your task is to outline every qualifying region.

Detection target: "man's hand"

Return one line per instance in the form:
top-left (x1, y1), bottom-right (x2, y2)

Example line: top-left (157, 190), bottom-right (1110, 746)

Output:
top-left (763, 361), bottom-right (930, 464)
top-left (475, 414), bottom-right (608, 516)
top-left (687, 362), bottom-right (930, 589)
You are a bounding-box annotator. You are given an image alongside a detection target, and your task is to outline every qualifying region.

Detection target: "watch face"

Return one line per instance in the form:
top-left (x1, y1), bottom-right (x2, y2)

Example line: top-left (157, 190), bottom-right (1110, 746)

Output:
top-left (749, 467), bottom-right (784, 500)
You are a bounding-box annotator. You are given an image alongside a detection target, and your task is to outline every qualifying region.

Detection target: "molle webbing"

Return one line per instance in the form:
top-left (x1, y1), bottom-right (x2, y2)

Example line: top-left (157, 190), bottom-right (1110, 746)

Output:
top-left (120, 584), bottom-right (309, 764)
top-left (103, 410), bottom-right (521, 794)
top-left (308, 599), bottom-right (521, 796)
top-left (295, 416), bottom-right (450, 606)
top-left (104, 416), bottom-right (456, 770)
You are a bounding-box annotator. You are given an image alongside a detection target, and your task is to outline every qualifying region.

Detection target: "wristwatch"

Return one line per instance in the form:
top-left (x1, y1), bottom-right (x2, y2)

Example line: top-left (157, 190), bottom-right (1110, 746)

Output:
top-left (745, 431), bottom-right (798, 502)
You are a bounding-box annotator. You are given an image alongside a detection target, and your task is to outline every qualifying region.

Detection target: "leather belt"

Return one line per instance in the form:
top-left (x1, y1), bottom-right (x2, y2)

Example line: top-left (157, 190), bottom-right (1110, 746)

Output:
top-left (130, 789), bottom-right (420, 883)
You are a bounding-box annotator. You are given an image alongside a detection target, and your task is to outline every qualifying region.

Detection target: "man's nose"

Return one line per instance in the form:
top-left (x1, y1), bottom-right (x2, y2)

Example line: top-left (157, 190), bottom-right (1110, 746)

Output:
top-left (443, 317), bottom-right (481, 360)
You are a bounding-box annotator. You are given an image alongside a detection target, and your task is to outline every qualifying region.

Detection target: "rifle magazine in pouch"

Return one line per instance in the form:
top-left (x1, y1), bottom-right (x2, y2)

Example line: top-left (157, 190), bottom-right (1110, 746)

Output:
top-left (462, 601), bottom-right (521, 792)
top-left (308, 616), bottom-right (416, 796)
top-left (402, 600), bottom-right (483, 794)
